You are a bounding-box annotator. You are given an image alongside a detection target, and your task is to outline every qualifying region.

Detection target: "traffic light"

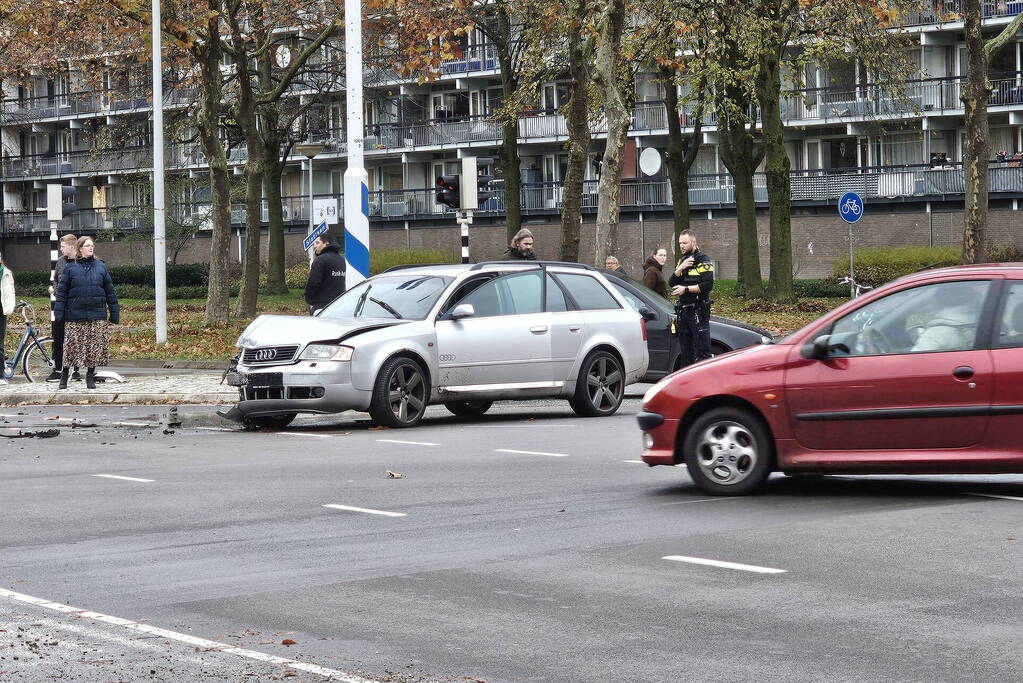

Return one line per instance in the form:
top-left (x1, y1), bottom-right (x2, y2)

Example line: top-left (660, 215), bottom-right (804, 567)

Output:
top-left (475, 158), bottom-right (496, 207)
top-left (436, 174), bottom-right (460, 209)
top-left (46, 184), bottom-right (76, 221)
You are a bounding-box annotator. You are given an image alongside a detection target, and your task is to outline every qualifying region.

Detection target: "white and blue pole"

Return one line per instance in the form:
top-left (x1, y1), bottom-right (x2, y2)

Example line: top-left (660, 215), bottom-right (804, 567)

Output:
top-left (343, 0), bottom-right (370, 289)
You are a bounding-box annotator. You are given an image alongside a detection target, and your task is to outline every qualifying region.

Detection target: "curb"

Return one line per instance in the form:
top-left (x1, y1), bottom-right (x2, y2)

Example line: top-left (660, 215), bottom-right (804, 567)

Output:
top-left (0, 392), bottom-right (235, 406)
top-left (107, 360), bottom-right (228, 370)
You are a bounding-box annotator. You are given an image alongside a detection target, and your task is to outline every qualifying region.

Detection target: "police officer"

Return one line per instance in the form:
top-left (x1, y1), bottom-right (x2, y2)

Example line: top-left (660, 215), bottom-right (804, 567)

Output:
top-left (304, 235), bottom-right (346, 315)
top-left (669, 230), bottom-right (714, 366)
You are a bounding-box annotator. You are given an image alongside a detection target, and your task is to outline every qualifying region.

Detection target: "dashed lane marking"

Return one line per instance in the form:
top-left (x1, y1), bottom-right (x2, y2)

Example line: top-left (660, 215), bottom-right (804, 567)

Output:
top-left (0, 587), bottom-right (374, 682)
top-left (965, 492), bottom-right (1023, 502)
top-left (194, 426), bottom-right (236, 432)
top-left (92, 474), bottom-right (154, 483)
top-left (377, 439), bottom-right (439, 446)
top-left (278, 432), bottom-right (333, 438)
top-left (322, 504), bottom-right (407, 517)
top-left (495, 448), bottom-right (569, 458)
top-left (663, 555), bottom-right (787, 574)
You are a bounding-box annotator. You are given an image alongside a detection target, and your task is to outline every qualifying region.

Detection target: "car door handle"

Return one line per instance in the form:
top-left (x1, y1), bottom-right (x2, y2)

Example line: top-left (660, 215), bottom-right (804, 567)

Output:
top-left (569, 325), bottom-right (581, 332)
top-left (530, 326), bottom-right (549, 334)
top-left (953, 365), bottom-right (974, 380)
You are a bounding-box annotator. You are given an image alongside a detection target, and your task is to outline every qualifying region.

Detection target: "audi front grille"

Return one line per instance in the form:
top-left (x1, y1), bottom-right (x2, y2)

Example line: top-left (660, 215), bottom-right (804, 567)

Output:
top-left (242, 345), bottom-right (300, 366)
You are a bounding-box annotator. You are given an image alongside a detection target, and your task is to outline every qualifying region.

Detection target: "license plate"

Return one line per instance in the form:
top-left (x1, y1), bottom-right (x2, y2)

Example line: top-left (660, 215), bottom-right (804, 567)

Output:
top-left (248, 372), bottom-right (283, 388)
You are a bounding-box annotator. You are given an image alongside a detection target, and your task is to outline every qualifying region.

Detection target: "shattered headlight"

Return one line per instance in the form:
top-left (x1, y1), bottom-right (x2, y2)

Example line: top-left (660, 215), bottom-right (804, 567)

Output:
top-left (300, 344), bottom-right (355, 361)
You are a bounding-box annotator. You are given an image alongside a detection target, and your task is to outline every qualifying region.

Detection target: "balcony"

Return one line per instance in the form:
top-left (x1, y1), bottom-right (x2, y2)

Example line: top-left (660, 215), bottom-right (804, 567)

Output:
top-left (0, 87), bottom-right (198, 125)
top-left (6, 162), bottom-right (1018, 235)
top-left (0, 148), bottom-right (152, 180)
top-left (905, 1), bottom-right (1023, 26)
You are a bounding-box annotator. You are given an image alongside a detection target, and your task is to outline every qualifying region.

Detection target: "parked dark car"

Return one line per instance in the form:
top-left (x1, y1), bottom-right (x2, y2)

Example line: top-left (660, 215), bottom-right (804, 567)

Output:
top-left (600, 270), bottom-right (773, 382)
top-left (637, 264), bottom-right (1023, 495)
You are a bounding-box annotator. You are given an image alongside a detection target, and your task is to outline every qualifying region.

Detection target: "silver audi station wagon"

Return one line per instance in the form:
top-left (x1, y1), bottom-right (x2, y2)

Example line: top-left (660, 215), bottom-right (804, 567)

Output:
top-left (219, 262), bottom-right (649, 429)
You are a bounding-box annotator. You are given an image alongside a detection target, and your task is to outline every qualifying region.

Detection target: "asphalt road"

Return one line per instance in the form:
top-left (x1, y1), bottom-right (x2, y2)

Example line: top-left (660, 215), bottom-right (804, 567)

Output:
top-left (2, 399), bottom-right (1023, 682)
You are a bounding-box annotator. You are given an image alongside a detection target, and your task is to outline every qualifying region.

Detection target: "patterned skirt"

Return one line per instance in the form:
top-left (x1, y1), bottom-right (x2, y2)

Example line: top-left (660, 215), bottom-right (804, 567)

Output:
top-left (64, 320), bottom-right (110, 368)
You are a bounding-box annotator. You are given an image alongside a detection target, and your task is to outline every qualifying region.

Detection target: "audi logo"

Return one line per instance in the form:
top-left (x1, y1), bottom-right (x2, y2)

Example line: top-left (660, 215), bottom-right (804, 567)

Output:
top-left (254, 348), bottom-right (278, 361)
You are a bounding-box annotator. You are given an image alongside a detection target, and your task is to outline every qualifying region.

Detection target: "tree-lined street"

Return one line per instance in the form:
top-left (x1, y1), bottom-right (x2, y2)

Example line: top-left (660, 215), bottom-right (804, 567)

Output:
top-left (3, 401), bottom-right (1023, 681)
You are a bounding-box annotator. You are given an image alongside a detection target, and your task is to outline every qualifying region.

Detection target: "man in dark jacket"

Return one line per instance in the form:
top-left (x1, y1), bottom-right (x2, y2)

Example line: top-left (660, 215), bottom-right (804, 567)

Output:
top-left (668, 230), bottom-right (715, 367)
top-left (502, 228), bottom-right (537, 260)
top-left (304, 236), bottom-right (346, 315)
top-left (46, 234), bottom-right (78, 382)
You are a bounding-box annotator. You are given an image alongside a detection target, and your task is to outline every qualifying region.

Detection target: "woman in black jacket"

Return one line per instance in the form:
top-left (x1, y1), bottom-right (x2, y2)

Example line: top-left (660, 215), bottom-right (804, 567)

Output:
top-left (54, 236), bottom-right (120, 389)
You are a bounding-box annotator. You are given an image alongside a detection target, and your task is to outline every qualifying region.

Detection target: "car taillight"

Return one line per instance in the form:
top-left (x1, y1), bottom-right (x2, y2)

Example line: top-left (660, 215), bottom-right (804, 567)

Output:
top-left (640, 318), bottom-right (648, 342)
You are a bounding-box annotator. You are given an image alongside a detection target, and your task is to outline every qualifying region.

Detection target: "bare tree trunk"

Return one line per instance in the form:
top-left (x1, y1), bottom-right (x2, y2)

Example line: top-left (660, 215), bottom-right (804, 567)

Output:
top-left (234, 138), bottom-right (263, 317)
top-left (559, 9), bottom-right (592, 262)
top-left (196, 26), bottom-right (231, 325)
top-left (263, 153), bottom-right (288, 294)
top-left (962, 0), bottom-right (989, 264)
top-left (718, 89), bottom-right (765, 298)
top-left (757, 48), bottom-right (794, 302)
top-left (592, 0), bottom-right (628, 266)
top-left (495, 8), bottom-right (521, 241)
top-left (663, 67), bottom-right (703, 259)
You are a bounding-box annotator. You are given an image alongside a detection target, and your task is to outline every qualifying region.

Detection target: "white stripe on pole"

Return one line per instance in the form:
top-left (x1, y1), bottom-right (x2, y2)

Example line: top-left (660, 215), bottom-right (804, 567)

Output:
top-left (343, 0), bottom-right (370, 290)
top-left (152, 0), bottom-right (167, 345)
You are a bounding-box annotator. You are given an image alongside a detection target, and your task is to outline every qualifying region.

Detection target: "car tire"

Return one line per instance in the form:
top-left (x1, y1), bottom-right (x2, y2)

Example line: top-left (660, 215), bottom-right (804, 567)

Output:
top-left (568, 350), bottom-right (625, 417)
top-left (242, 413), bottom-right (297, 431)
top-left (370, 356), bottom-right (430, 428)
top-left (682, 407), bottom-right (773, 495)
top-left (443, 400), bottom-right (493, 418)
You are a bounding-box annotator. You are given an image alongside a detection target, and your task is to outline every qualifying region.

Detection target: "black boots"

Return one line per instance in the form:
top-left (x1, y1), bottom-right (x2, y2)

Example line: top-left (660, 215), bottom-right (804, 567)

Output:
top-left (86, 368), bottom-right (96, 390)
top-left (58, 368), bottom-right (70, 390)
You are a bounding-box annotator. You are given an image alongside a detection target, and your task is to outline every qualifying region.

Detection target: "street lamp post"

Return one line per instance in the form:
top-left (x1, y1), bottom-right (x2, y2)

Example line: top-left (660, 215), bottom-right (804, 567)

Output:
top-left (295, 140), bottom-right (324, 264)
top-left (152, 0), bottom-right (167, 345)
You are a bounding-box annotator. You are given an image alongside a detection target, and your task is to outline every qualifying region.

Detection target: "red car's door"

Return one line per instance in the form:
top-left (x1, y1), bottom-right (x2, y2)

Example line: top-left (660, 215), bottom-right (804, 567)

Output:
top-left (989, 280), bottom-right (1023, 450)
top-left (786, 279), bottom-right (996, 451)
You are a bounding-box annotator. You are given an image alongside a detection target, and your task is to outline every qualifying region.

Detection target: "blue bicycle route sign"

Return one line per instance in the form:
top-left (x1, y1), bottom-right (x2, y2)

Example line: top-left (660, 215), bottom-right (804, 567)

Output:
top-left (838, 192), bottom-right (864, 223)
top-left (303, 220), bottom-right (329, 250)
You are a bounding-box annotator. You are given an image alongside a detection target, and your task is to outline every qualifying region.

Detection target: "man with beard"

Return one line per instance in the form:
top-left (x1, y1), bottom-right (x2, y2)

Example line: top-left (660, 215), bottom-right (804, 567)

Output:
top-left (668, 230), bottom-right (715, 366)
top-left (502, 228), bottom-right (537, 260)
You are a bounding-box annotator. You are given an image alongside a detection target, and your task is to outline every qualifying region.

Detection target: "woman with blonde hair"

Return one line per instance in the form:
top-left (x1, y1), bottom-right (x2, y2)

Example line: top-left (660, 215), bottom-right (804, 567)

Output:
top-left (54, 236), bottom-right (120, 389)
top-left (0, 251), bottom-right (15, 384)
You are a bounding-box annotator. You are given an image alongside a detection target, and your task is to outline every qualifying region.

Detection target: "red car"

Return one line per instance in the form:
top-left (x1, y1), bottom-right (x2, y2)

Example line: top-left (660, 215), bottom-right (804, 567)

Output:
top-left (638, 264), bottom-right (1023, 495)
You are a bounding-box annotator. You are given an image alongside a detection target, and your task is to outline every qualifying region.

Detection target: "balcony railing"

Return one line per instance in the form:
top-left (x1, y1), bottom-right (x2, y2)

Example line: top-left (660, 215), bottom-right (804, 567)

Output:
top-left (0, 148), bottom-right (152, 178)
top-left (7, 162), bottom-right (1022, 234)
top-left (905, 1), bottom-right (1023, 26)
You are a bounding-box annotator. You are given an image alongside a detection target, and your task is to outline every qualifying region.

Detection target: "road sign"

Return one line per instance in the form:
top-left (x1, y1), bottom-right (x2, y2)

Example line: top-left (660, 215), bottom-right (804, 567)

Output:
top-left (314, 197), bottom-right (339, 224)
top-left (838, 192), bottom-right (864, 223)
top-left (303, 220), bottom-right (328, 251)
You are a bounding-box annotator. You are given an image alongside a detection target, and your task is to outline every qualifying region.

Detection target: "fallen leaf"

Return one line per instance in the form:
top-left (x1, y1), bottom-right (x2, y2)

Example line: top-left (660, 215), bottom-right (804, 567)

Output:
top-left (386, 470), bottom-right (404, 479)
top-left (281, 639), bottom-right (296, 646)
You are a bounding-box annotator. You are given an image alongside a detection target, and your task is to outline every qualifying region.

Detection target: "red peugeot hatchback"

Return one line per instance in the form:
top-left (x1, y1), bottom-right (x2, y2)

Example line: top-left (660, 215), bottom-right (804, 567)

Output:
top-left (638, 264), bottom-right (1023, 495)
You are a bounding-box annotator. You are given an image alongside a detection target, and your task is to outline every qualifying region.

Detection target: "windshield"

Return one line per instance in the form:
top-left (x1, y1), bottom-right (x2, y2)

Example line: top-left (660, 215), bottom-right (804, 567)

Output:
top-left (319, 275), bottom-right (452, 320)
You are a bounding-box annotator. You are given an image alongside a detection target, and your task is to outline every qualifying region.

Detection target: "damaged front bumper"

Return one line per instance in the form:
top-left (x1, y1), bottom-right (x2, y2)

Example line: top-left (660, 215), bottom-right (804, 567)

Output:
top-left (218, 361), bottom-right (372, 422)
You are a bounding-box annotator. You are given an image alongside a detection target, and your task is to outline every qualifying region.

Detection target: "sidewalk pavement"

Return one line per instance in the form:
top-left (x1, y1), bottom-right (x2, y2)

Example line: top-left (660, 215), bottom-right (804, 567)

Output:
top-left (0, 364), bottom-right (653, 406)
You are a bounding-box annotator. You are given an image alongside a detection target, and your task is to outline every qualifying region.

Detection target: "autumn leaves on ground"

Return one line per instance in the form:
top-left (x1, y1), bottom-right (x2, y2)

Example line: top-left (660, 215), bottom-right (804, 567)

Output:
top-left (22, 292), bottom-right (844, 361)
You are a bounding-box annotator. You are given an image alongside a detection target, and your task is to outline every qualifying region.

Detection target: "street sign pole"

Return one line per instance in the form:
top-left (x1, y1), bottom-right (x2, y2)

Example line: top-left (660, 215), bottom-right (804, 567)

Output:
top-left (455, 210), bottom-right (473, 263)
top-left (838, 191), bottom-right (865, 298)
top-left (343, 0), bottom-right (370, 290)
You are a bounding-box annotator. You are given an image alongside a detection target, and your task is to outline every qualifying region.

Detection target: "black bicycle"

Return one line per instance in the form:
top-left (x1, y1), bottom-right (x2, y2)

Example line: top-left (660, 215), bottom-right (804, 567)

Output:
top-left (3, 302), bottom-right (55, 383)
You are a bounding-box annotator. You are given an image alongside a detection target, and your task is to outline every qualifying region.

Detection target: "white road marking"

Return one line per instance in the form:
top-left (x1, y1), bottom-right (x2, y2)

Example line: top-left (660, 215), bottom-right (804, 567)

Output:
top-left (966, 492), bottom-right (1023, 502)
top-left (92, 474), bottom-right (154, 483)
top-left (663, 555), bottom-right (787, 574)
top-left (111, 421), bottom-right (158, 427)
top-left (495, 448), bottom-right (569, 458)
top-left (322, 504), bottom-right (406, 517)
top-left (0, 587), bottom-right (373, 682)
top-left (377, 439), bottom-right (438, 446)
top-left (661, 497), bottom-right (741, 506)
top-left (194, 426), bottom-right (235, 432)
top-left (623, 459), bottom-right (644, 464)
top-left (278, 432), bottom-right (332, 438)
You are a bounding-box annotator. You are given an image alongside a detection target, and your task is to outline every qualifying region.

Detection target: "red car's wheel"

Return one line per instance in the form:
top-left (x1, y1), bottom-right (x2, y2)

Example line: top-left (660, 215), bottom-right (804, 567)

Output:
top-left (682, 407), bottom-right (773, 495)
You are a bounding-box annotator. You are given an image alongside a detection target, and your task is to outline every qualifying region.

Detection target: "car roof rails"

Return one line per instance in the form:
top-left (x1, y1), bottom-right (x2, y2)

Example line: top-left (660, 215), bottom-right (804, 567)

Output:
top-left (468, 260), bottom-right (597, 272)
top-left (382, 263), bottom-right (458, 273)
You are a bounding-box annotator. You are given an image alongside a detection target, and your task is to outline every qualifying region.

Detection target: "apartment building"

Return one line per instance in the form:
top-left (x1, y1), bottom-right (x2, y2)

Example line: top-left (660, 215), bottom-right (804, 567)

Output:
top-left (1, 2), bottom-right (1022, 274)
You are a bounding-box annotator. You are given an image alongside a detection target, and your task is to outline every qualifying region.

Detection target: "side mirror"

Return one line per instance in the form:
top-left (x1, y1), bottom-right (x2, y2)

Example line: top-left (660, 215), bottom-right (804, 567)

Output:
top-left (449, 303), bottom-right (475, 320)
top-left (807, 334), bottom-right (832, 359)
top-left (638, 306), bottom-right (657, 321)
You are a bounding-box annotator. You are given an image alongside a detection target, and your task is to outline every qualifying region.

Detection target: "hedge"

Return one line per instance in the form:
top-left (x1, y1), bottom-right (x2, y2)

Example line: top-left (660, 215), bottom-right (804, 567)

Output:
top-left (830, 246), bottom-right (961, 288)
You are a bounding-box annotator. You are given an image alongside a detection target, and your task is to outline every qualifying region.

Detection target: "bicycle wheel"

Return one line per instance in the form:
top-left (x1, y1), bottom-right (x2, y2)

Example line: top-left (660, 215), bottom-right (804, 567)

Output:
top-left (22, 336), bottom-right (54, 383)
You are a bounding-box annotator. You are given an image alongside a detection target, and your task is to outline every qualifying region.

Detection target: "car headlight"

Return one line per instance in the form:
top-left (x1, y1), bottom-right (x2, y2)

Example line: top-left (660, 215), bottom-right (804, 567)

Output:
top-left (300, 344), bottom-right (354, 361)
top-left (643, 378), bottom-right (670, 405)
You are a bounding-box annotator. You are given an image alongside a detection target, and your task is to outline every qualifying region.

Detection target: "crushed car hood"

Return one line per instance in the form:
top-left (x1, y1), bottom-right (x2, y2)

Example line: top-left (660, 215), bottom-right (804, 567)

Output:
top-left (236, 315), bottom-right (409, 348)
